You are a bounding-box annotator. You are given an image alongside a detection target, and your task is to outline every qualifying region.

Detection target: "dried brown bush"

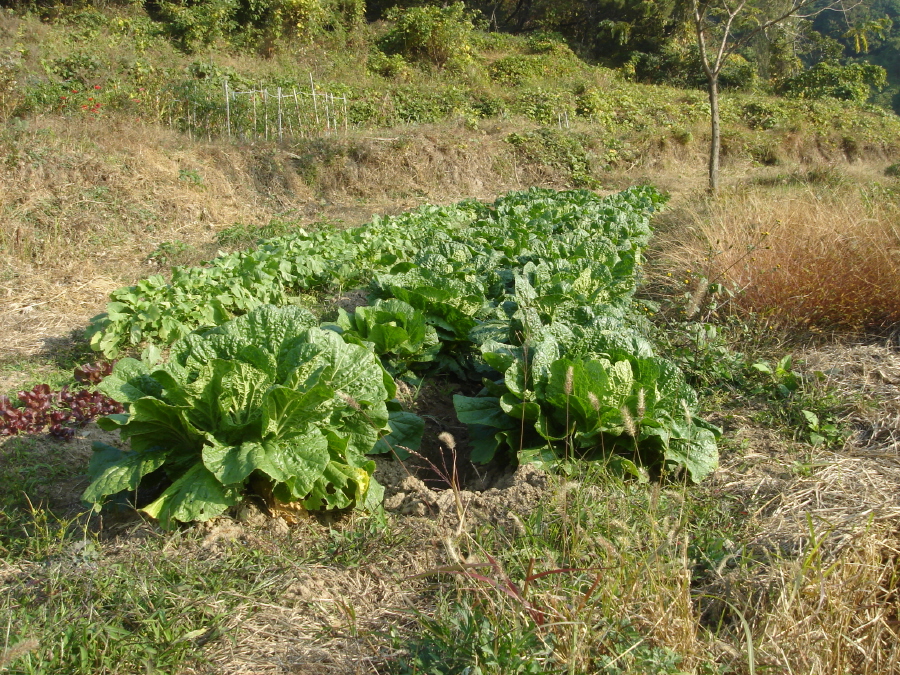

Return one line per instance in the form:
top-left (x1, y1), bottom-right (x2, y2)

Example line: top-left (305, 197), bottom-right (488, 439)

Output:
top-left (655, 172), bottom-right (900, 331)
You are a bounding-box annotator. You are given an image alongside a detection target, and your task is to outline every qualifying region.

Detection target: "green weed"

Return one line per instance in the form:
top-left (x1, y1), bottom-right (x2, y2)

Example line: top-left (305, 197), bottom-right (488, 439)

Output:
top-left (146, 240), bottom-right (197, 267)
top-left (215, 216), bottom-right (303, 249)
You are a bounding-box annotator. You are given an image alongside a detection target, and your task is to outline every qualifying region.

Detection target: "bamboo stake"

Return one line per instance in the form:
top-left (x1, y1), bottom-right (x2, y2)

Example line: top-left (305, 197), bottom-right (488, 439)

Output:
top-left (264, 89), bottom-right (269, 141)
top-left (286, 92), bottom-right (294, 137)
top-left (343, 94), bottom-right (348, 134)
top-left (331, 93), bottom-right (336, 132)
top-left (253, 91), bottom-right (257, 138)
top-left (277, 87), bottom-right (283, 142)
top-left (224, 79), bottom-right (231, 138)
top-left (292, 88), bottom-right (302, 138)
top-left (310, 73), bottom-right (319, 127)
top-left (333, 93), bottom-right (339, 132)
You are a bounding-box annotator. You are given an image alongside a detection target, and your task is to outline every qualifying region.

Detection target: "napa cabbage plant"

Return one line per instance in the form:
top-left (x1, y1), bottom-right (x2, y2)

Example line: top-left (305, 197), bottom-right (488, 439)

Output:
top-left (82, 305), bottom-right (423, 528)
top-left (330, 298), bottom-right (442, 381)
top-left (454, 321), bottom-right (719, 482)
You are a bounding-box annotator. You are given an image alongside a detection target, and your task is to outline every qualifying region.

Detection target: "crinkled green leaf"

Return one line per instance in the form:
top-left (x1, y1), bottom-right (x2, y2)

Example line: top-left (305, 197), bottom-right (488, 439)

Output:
top-left (360, 476), bottom-right (385, 512)
top-left (301, 328), bottom-right (391, 406)
top-left (208, 304), bottom-right (318, 355)
top-left (499, 393), bottom-right (540, 422)
top-left (467, 424), bottom-right (500, 464)
top-left (98, 358), bottom-right (163, 403)
top-left (371, 410), bottom-right (424, 457)
top-left (664, 421), bottom-right (719, 482)
top-left (517, 445), bottom-right (565, 471)
top-left (334, 407), bottom-right (385, 458)
top-left (260, 431), bottom-right (330, 494)
top-left (453, 395), bottom-right (517, 429)
top-left (142, 462), bottom-right (241, 528)
top-left (368, 323), bottom-right (409, 354)
top-left (82, 444), bottom-right (169, 506)
top-left (302, 458), bottom-right (374, 512)
top-left (181, 360), bottom-right (234, 435)
top-left (119, 397), bottom-right (205, 455)
top-left (202, 438), bottom-right (267, 486)
top-left (96, 413), bottom-right (130, 432)
top-left (261, 384), bottom-right (333, 440)
top-left (203, 429), bottom-right (329, 492)
top-left (171, 305), bottom-right (317, 368)
top-left (221, 361), bottom-right (274, 428)
top-left (480, 340), bottom-right (522, 374)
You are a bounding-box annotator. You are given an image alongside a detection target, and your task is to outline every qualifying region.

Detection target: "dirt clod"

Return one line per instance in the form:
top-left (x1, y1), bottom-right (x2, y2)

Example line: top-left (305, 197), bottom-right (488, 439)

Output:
top-left (377, 460), bottom-right (549, 532)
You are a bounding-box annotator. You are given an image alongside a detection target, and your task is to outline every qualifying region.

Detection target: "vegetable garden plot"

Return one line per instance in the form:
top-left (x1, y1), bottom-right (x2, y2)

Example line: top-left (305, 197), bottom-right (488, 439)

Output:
top-left (83, 187), bottom-right (719, 526)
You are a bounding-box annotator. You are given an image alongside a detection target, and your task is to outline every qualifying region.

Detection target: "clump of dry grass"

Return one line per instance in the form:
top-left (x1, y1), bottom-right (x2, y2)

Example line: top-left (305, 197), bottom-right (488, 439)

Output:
top-left (752, 511), bottom-right (900, 674)
top-left (700, 340), bottom-right (900, 674)
top-left (655, 173), bottom-right (900, 331)
top-left (706, 449), bottom-right (900, 674)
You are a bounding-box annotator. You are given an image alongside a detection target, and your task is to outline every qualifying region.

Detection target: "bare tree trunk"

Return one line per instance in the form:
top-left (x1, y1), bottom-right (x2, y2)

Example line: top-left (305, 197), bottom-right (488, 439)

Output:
top-left (707, 74), bottom-right (721, 193)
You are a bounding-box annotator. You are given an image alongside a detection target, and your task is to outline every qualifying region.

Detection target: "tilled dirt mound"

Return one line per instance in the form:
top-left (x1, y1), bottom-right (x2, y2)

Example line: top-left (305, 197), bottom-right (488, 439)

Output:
top-left (375, 459), bottom-right (550, 533)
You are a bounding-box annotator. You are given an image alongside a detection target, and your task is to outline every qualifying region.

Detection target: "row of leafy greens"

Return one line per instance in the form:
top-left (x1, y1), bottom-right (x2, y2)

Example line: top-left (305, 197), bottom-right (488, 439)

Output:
top-left (83, 186), bottom-right (720, 528)
top-left (86, 187), bottom-right (662, 361)
top-left (86, 203), bottom-right (480, 359)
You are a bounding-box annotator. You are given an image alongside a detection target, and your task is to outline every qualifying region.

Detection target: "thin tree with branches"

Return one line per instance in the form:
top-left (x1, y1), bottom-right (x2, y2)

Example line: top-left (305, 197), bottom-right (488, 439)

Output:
top-left (690, 0), bottom-right (855, 192)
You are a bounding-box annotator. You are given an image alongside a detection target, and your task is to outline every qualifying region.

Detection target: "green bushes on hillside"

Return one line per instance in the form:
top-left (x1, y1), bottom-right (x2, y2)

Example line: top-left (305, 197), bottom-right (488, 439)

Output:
top-left (778, 61), bottom-right (888, 102)
top-left (376, 2), bottom-right (476, 69)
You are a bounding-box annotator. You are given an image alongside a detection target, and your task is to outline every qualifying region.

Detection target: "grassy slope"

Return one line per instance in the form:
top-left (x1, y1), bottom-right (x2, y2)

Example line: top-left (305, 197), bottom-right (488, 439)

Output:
top-left (2, 6), bottom-right (900, 675)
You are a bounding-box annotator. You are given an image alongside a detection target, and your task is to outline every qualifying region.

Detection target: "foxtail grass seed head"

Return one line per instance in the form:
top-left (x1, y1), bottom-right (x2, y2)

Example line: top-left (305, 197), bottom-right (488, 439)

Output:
top-left (681, 400), bottom-right (693, 425)
top-left (588, 391), bottom-right (600, 412)
top-left (637, 388), bottom-right (645, 418)
top-left (621, 407), bottom-right (637, 437)
top-left (508, 512), bottom-right (527, 537)
top-left (565, 365), bottom-right (574, 396)
top-left (438, 432), bottom-right (457, 451)
top-left (339, 392), bottom-right (361, 410)
top-left (0, 638), bottom-right (39, 669)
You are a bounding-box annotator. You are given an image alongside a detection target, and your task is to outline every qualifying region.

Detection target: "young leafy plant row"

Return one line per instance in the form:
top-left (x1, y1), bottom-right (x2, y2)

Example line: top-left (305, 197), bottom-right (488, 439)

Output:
top-left (86, 203), bottom-right (481, 358)
top-left (83, 187), bottom-right (719, 527)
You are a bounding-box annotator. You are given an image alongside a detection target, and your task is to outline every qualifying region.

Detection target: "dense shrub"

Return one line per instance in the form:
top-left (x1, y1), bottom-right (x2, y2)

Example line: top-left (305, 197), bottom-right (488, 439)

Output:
top-left (377, 2), bottom-right (475, 68)
top-left (150, 0), bottom-right (361, 52)
top-left (367, 50), bottom-right (408, 78)
top-left (513, 87), bottom-right (573, 124)
top-left (489, 54), bottom-right (549, 85)
top-left (506, 128), bottom-right (599, 187)
top-left (156, 0), bottom-right (238, 52)
top-left (633, 44), bottom-right (756, 90)
top-left (778, 61), bottom-right (887, 102)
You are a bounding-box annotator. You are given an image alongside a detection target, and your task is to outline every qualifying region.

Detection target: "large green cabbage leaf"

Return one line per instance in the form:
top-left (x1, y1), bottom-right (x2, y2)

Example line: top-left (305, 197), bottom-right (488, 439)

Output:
top-left (83, 305), bottom-right (422, 528)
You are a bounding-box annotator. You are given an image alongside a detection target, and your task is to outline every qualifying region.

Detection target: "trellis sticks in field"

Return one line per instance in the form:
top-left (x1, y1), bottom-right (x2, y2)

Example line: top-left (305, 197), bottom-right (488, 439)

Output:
top-left (169, 76), bottom-right (349, 142)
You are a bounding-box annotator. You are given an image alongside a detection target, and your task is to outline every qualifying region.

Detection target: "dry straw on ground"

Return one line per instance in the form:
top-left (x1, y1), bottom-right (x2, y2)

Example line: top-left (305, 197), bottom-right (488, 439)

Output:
top-left (700, 342), bottom-right (900, 674)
